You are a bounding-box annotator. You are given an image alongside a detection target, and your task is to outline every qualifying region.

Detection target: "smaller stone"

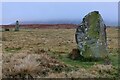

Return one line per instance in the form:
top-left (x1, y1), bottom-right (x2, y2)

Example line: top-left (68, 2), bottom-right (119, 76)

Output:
top-left (68, 49), bottom-right (81, 60)
top-left (15, 20), bottom-right (20, 31)
top-left (5, 28), bottom-right (9, 31)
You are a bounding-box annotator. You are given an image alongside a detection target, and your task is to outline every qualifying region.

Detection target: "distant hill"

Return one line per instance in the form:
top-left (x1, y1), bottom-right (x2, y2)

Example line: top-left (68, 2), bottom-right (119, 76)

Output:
top-left (1, 24), bottom-right (118, 29)
top-left (1, 24), bottom-right (78, 29)
top-left (10, 20), bottom-right (81, 25)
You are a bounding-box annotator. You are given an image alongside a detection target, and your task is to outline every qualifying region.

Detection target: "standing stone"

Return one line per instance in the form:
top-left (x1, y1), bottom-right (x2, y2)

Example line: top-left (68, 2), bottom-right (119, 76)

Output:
top-left (75, 11), bottom-right (108, 59)
top-left (15, 20), bottom-right (19, 31)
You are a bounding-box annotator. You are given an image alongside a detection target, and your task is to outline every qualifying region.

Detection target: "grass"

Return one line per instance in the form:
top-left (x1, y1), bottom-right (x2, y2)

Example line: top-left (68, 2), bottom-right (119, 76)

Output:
top-left (2, 28), bottom-right (119, 78)
top-left (49, 49), bottom-right (118, 70)
top-left (5, 47), bottom-right (21, 53)
top-left (109, 52), bottom-right (118, 68)
top-left (2, 29), bottom-right (76, 53)
top-left (59, 56), bottom-right (95, 68)
top-left (49, 51), bottom-right (107, 69)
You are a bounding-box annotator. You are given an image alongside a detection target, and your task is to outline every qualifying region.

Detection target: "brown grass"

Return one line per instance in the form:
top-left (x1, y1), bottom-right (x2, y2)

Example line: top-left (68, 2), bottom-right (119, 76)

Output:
top-left (2, 49), bottom-right (67, 78)
top-left (106, 28), bottom-right (119, 49)
top-left (2, 28), bottom-right (119, 78)
top-left (2, 29), bottom-right (76, 53)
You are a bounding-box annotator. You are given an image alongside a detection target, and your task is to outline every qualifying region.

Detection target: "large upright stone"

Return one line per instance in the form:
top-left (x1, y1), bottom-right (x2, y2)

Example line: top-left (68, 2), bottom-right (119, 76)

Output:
top-left (75, 11), bottom-right (108, 59)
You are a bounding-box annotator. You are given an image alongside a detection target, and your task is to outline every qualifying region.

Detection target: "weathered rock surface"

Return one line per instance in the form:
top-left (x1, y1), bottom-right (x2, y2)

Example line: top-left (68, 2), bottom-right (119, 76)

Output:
top-left (75, 11), bottom-right (108, 58)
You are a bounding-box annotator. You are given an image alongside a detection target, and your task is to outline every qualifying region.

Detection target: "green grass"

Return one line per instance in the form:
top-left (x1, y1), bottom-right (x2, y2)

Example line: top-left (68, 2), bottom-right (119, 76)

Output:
top-left (49, 51), bottom-right (105, 69)
top-left (5, 47), bottom-right (21, 53)
top-left (59, 55), bottom-right (95, 68)
top-left (109, 53), bottom-right (118, 68)
top-left (48, 49), bottom-right (118, 70)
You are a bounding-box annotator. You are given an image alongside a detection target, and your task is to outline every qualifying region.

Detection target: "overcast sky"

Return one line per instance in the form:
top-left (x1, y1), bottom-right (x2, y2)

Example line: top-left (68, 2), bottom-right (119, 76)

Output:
top-left (1, 2), bottom-right (118, 26)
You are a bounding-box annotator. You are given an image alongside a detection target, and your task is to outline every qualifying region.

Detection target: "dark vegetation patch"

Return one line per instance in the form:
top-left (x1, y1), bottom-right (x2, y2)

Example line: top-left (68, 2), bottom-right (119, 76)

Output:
top-left (5, 47), bottom-right (22, 53)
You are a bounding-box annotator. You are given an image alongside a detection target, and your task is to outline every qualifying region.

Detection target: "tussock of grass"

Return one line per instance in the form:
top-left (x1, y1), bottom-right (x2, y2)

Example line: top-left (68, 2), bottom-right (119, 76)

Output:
top-left (2, 49), bottom-right (67, 78)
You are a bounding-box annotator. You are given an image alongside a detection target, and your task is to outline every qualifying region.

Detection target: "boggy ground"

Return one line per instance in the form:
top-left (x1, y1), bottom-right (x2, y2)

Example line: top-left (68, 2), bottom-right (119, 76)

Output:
top-left (2, 28), bottom-right (119, 78)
